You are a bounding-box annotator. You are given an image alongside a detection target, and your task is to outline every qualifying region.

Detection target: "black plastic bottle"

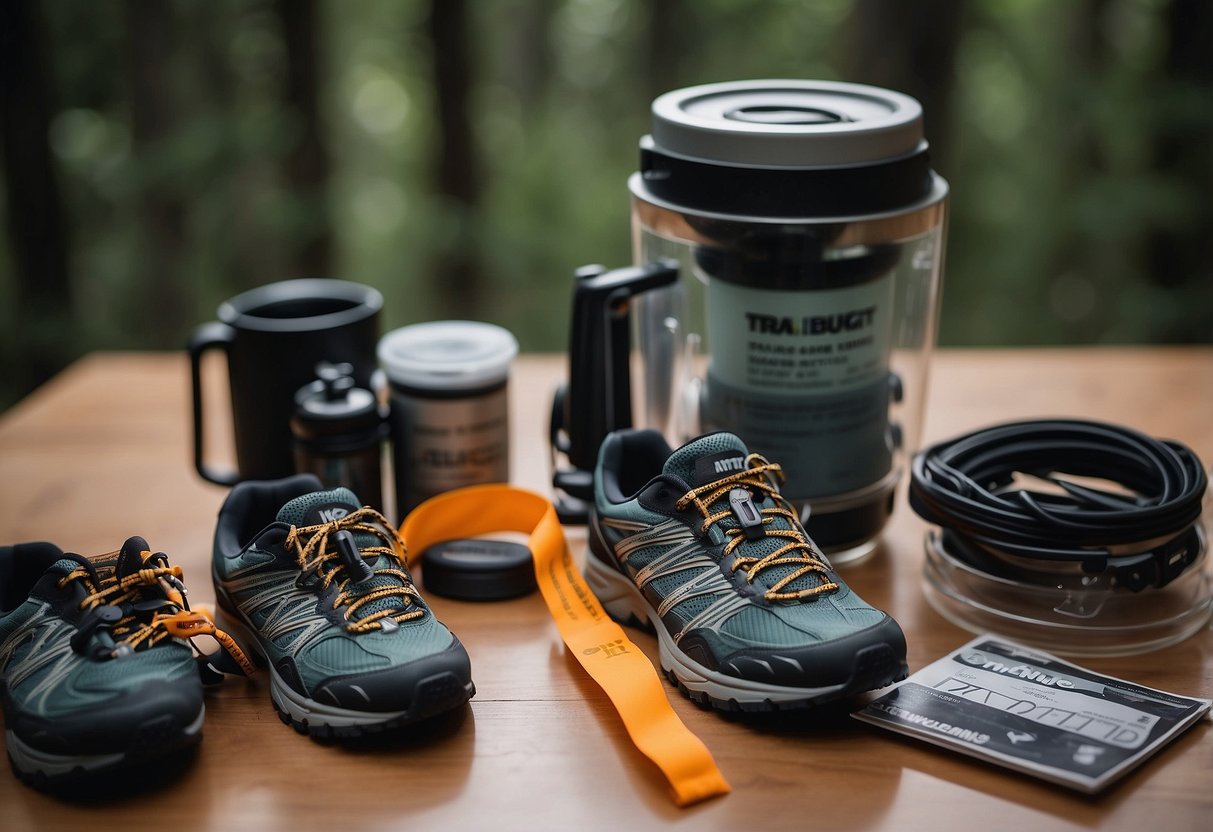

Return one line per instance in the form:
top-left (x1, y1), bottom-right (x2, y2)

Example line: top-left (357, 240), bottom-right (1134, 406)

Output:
top-left (291, 362), bottom-right (385, 511)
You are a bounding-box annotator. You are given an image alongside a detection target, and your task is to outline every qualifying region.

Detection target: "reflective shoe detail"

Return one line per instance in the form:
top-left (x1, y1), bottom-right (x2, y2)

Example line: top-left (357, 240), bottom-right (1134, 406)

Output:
top-left (212, 476), bottom-right (474, 738)
top-left (0, 538), bottom-right (226, 787)
top-left (588, 430), bottom-right (908, 712)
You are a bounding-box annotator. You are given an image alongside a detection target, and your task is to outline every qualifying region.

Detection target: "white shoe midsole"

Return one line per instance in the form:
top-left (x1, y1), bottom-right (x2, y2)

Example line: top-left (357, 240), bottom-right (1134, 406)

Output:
top-left (585, 551), bottom-right (847, 703)
top-left (215, 604), bottom-right (410, 727)
top-left (265, 663), bottom-right (411, 727)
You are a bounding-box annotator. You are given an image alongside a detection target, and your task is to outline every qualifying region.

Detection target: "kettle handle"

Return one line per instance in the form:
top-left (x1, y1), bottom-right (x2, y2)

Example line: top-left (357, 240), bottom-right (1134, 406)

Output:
top-left (559, 260), bottom-right (680, 474)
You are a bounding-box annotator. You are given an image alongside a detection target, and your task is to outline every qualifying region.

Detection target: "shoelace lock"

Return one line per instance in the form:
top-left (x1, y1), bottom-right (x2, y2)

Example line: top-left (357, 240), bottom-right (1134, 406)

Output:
top-left (57, 549), bottom-right (255, 675)
top-left (729, 488), bottom-right (765, 541)
top-left (334, 529), bottom-right (376, 585)
top-left (69, 604), bottom-right (126, 659)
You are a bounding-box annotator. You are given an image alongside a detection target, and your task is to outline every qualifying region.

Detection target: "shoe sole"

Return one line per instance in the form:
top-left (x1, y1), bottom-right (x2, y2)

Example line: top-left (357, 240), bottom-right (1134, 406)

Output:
top-left (215, 606), bottom-right (474, 739)
top-left (585, 548), bottom-right (907, 712)
top-left (5, 706), bottom-right (204, 788)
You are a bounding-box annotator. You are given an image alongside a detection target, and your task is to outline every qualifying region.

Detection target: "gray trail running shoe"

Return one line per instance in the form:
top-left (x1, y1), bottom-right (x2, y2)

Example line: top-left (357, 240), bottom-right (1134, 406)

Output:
top-left (212, 474), bottom-right (474, 739)
top-left (587, 429), bottom-right (908, 712)
top-left (0, 537), bottom-right (231, 787)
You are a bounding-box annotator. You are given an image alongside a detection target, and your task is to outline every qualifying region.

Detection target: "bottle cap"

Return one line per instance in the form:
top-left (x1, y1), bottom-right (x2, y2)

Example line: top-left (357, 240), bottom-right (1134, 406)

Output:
top-left (292, 362), bottom-right (382, 444)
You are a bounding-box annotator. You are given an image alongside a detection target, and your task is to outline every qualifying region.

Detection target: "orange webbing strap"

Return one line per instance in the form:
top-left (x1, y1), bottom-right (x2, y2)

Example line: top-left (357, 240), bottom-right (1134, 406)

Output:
top-left (400, 484), bottom-right (730, 807)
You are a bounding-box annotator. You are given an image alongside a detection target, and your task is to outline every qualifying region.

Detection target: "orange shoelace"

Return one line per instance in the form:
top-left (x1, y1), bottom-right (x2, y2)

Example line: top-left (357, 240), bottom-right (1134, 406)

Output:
top-left (283, 506), bottom-right (423, 633)
top-left (676, 453), bottom-right (838, 602)
top-left (59, 548), bottom-right (256, 674)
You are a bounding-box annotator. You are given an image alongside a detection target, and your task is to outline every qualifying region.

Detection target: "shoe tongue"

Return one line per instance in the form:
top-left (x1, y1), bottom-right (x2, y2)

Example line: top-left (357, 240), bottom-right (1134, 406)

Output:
top-left (48, 552), bottom-right (96, 582)
top-left (114, 535), bottom-right (152, 580)
top-left (85, 535), bottom-right (151, 587)
top-left (663, 432), bottom-right (751, 487)
top-left (108, 536), bottom-right (184, 611)
top-left (276, 488), bottom-right (364, 528)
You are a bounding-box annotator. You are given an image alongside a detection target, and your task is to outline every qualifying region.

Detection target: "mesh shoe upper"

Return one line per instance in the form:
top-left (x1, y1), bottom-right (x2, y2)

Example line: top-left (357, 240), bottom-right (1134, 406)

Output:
top-left (213, 481), bottom-right (466, 710)
top-left (592, 430), bottom-right (904, 688)
top-left (0, 539), bottom-right (204, 756)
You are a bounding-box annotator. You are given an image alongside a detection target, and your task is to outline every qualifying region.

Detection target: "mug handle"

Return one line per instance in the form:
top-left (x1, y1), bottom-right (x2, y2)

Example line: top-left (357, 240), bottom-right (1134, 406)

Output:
top-left (188, 321), bottom-right (240, 486)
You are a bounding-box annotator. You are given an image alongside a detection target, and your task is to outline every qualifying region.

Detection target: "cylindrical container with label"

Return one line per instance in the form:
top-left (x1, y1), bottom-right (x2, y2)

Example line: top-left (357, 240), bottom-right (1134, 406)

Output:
top-left (378, 321), bottom-right (518, 521)
top-left (629, 80), bottom-right (948, 560)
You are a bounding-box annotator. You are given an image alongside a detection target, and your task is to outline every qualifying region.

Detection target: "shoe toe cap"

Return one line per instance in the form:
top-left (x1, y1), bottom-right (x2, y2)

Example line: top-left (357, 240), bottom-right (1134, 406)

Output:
top-left (708, 615), bottom-right (908, 690)
top-left (9, 677), bottom-right (204, 757)
top-left (309, 637), bottom-right (473, 714)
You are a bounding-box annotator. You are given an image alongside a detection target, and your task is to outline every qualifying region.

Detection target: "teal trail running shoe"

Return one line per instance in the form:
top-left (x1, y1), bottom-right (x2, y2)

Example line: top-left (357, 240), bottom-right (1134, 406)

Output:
top-left (588, 430), bottom-right (908, 712)
top-left (0, 537), bottom-right (232, 787)
top-left (212, 474), bottom-right (474, 739)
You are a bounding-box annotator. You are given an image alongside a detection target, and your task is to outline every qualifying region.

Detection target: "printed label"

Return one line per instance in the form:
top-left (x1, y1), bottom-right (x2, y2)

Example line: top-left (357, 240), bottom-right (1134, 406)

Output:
top-left (389, 387), bottom-right (510, 514)
top-left (706, 273), bottom-right (895, 395)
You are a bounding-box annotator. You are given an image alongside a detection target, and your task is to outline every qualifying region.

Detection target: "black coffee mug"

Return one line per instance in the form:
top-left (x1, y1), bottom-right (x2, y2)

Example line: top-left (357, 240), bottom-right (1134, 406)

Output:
top-left (188, 279), bottom-right (382, 485)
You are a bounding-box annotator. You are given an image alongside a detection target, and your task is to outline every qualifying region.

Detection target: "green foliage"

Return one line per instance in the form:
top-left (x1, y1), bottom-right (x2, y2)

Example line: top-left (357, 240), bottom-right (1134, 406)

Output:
top-left (1, 0), bottom-right (1209, 410)
top-left (944, 0), bottom-right (1212, 345)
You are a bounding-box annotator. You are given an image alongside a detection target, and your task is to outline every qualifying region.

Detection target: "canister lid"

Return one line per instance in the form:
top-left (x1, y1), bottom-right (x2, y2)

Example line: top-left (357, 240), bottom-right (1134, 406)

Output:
top-left (650, 79), bottom-right (924, 167)
top-left (378, 321), bottom-right (518, 392)
top-left (634, 80), bottom-right (944, 219)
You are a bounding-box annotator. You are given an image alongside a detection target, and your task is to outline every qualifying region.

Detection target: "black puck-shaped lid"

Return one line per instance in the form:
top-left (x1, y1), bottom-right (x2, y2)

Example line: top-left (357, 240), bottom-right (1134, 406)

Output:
top-left (420, 538), bottom-right (536, 601)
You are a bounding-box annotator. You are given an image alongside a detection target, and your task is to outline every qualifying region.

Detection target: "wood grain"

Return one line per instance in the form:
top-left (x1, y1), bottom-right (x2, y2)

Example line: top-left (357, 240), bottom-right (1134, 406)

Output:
top-left (0, 349), bottom-right (1210, 831)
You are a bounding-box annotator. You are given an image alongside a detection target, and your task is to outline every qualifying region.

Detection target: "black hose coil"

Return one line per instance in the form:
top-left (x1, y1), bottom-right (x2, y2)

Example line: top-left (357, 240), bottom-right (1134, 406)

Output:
top-left (909, 419), bottom-right (1208, 591)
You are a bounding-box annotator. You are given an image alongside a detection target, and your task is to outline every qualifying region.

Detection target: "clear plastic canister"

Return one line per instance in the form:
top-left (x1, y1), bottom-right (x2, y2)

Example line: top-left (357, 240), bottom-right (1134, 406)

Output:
top-left (629, 80), bottom-right (948, 561)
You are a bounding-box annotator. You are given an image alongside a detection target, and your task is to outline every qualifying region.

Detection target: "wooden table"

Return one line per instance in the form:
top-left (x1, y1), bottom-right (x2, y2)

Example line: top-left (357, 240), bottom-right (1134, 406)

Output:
top-left (1, 349), bottom-right (1210, 831)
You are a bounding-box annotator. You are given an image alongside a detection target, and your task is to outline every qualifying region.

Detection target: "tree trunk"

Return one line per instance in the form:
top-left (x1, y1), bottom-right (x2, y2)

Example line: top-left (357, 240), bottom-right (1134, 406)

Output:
top-left (0, 0), bottom-right (73, 402)
top-left (505, 0), bottom-right (556, 113)
top-left (125, 0), bottom-right (188, 347)
top-left (427, 0), bottom-right (483, 317)
top-left (1146, 0), bottom-right (1213, 339)
top-left (843, 0), bottom-right (965, 179)
top-left (276, 0), bottom-right (333, 278)
top-left (645, 0), bottom-right (688, 100)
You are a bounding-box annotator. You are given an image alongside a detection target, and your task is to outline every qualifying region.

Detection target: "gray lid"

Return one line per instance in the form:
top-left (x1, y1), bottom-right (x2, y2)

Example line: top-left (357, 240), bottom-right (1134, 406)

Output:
top-left (378, 321), bottom-right (518, 391)
top-left (650, 79), bottom-right (924, 167)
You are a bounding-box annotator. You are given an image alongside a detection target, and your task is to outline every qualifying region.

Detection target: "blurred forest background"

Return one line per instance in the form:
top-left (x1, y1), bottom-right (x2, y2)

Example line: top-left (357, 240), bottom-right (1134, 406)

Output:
top-left (1, 0), bottom-right (1210, 411)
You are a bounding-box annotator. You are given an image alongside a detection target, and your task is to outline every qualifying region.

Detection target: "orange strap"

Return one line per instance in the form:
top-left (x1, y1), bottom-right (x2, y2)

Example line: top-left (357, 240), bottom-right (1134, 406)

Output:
top-left (400, 484), bottom-right (730, 807)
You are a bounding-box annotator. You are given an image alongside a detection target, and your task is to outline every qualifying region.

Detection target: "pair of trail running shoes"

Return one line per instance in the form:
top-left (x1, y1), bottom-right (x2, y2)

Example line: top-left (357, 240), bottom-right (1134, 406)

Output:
top-left (0, 430), bottom-right (906, 787)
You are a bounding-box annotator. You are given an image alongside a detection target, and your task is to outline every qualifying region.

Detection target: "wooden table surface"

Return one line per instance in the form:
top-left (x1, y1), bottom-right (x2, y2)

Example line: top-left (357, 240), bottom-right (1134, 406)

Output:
top-left (0, 348), bottom-right (1210, 831)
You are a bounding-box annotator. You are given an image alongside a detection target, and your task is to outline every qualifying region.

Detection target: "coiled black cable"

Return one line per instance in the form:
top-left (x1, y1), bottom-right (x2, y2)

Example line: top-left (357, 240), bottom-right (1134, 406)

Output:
top-left (909, 419), bottom-right (1208, 592)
